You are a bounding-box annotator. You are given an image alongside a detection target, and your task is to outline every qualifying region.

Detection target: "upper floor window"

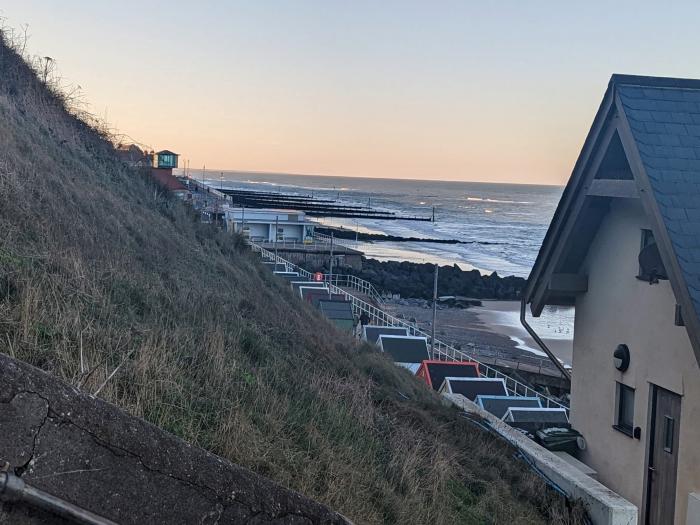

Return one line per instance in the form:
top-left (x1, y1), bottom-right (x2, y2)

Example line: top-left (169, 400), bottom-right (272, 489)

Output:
top-left (638, 229), bottom-right (668, 283)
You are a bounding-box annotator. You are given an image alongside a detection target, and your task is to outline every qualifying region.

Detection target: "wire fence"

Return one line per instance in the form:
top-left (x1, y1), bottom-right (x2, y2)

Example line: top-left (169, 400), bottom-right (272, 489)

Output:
top-left (251, 242), bottom-right (569, 413)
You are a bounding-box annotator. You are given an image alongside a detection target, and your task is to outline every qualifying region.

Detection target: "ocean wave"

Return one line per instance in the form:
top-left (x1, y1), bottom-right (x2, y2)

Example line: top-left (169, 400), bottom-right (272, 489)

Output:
top-left (466, 196), bottom-right (534, 204)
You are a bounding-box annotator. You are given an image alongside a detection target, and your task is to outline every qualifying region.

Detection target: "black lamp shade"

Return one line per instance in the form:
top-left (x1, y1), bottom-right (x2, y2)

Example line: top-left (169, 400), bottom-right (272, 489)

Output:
top-left (613, 344), bottom-right (630, 372)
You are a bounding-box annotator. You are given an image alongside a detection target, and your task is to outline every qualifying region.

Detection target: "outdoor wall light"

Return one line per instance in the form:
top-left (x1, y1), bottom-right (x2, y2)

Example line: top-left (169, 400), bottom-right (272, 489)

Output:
top-left (613, 344), bottom-right (630, 372)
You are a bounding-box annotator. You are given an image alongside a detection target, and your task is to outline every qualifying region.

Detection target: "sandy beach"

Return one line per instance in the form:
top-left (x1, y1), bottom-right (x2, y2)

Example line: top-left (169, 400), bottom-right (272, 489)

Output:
top-left (383, 299), bottom-right (573, 370)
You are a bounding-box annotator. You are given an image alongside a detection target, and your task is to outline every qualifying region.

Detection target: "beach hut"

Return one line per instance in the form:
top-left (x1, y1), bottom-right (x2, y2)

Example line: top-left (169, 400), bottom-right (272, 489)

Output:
top-left (273, 271), bottom-right (299, 277)
top-left (314, 293), bottom-right (345, 308)
top-left (377, 335), bottom-right (430, 373)
top-left (318, 300), bottom-right (355, 333)
top-left (438, 377), bottom-right (507, 400)
top-left (475, 395), bottom-right (542, 419)
top-left (290, 281), bottom-right (326, 294)
top-left (300, 286), bottom-right (329, 301)
top-left (415, 359), bottom-right (480, 391)
top-left (263, 262), bottom-right (287, 272)
top-left (361, 325), bottom-right (410, 345)
top-left (502, 407), bottom-right (570, 433)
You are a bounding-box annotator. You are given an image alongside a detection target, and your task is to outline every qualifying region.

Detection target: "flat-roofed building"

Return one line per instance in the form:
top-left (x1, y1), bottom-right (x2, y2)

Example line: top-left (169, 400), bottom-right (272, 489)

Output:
top-left (224, 208), bottom-right (315, 243)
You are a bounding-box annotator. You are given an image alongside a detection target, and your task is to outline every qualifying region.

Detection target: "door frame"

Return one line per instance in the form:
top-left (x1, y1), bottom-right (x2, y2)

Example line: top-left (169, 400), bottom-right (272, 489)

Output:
top-left (642, 384), bottom-right (682, 525)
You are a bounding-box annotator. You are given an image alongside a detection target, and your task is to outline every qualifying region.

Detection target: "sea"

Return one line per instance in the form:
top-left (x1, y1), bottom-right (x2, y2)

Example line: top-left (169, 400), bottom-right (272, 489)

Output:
top-left (194, 170), bottom-right (574, 357)
top-left (197, 170), bottom-right (562, 278)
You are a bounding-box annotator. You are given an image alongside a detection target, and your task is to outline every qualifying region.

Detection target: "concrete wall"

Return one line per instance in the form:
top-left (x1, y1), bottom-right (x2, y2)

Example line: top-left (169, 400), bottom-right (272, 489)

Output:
top-left (0, 355), bottom-right (349, 524)
top-left (445, 393), bottom-right (637, 525)
top-left (275, 250), bottom-right (363, 271)
top-left (572, 198), bottom-right (700, 524)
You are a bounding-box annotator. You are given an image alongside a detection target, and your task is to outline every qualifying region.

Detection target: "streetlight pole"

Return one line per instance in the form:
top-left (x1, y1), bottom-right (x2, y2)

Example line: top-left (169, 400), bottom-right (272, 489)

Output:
top-left (274, 215), bottom-right (279, 264)
top-left (431, 264), bottom-right (439, 356)
top-left (329, 232), bottom-right (334, 285)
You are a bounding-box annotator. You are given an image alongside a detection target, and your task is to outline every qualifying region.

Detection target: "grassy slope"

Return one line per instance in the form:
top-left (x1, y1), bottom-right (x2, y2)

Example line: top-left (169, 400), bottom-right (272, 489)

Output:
top-left (0, 35), bottom-right (582, 524)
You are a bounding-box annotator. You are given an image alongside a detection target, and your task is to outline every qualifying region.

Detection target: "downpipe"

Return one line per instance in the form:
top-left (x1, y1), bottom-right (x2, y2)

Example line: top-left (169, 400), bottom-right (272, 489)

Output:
top-left (0, 472), bottom-right (118, 525)
top-left (519, 296), bottom-right (571, 381)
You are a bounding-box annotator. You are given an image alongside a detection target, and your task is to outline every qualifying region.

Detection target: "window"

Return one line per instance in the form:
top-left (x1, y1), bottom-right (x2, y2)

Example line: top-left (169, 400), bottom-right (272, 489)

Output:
top-left (638, 229), bottom-right (668, 282)
top-left (614, 382), bottom-right (635, 436)
top-left (663, 416), bottom-right (675, 453)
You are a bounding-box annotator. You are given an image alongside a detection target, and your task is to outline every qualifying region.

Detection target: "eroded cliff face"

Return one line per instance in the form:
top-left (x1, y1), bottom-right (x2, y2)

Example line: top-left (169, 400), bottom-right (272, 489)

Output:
top-left (0, 355), bottom-right (350, 525)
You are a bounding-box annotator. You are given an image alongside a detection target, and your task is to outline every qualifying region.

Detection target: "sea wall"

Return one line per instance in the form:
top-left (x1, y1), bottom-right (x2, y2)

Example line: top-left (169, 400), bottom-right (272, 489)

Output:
top-left (344, 258), bottom-right (525, 300)
top-left (0, 355), bottom-right (349, 525)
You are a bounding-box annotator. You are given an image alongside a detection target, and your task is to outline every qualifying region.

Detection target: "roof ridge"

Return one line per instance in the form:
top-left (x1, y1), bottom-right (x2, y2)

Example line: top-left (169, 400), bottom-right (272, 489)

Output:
top-left (611, 74), bottom-right (700, 91)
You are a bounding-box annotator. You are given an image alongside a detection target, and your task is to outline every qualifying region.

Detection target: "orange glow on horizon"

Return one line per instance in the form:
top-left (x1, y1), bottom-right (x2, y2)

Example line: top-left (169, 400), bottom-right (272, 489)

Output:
top-left (5, 2), bottom-right (700, 186)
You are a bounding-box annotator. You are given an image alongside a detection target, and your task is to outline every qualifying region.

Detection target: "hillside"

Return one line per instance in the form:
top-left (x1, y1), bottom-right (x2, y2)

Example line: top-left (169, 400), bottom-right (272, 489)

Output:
top-left (0, 33), bottom-right (582, 524)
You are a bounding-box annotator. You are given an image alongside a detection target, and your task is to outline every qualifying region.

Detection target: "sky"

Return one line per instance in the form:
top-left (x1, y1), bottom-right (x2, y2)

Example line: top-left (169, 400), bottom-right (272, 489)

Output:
top-left (2, 1), bottom-right (700, 184)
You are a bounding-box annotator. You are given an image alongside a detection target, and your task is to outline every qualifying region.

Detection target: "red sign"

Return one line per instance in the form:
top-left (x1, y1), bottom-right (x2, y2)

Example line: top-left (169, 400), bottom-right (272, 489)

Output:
top-left (313, 272), bottom-right (324, 282)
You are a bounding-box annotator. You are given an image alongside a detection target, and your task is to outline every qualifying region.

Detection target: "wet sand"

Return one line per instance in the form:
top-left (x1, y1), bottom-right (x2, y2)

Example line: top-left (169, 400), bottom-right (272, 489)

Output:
top-left (473, 301), bottom-right (573, 366)
top-left (383, 300), bottom-right (573, 369)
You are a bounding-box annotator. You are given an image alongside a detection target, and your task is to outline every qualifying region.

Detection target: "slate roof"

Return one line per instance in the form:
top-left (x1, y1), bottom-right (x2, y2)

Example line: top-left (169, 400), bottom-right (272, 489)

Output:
top-left (318, 300), bottom-right (354, 320)
top-left (441, 378), bottom-right (507, 400)
top-left (378, 336), bottom-right (429, 364)
top-left (475, 395), bottom-right (542, 419)
top-left (362, 326), bottom-right (409, 344)
top-left (616, 78), bottom-right (700, 319)
top-left (525, 74), bottom-right (700, 366)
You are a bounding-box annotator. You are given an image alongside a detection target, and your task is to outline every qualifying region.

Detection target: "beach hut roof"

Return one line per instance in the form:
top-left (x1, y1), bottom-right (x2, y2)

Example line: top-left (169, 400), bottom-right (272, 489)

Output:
top-left (502, 407), bottom-right (569, 424)
top-left (475, 395), bottom-right (542, 419)
top-left (362, 325), bottom-right (410, 344)
top-left (440, 377), bottom-right (507, 400)
top-left (524, 74), bottom-right (700, 367)
top-left (378, 335), bottom-right (429, 364)
top-left (300, 286), bottom-right (329, 299)
top-left (318, 300), bottom-right (354, 320)
top-left (416, 359), bottom-right (480, 391)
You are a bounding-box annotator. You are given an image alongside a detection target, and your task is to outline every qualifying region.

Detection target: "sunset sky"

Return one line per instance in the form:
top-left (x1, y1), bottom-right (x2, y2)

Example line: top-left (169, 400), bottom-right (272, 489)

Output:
top-left (3, 1), bottom-right (700, 184)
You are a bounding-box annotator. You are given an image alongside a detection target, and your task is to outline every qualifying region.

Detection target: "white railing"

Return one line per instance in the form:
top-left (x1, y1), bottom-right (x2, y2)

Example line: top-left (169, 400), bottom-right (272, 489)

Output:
top-left (320, 274), bottom-right (384, 306)
top-left (251, 242), bottom-right (569, 413)
top-left (312, 231), bottom-right (359, 250)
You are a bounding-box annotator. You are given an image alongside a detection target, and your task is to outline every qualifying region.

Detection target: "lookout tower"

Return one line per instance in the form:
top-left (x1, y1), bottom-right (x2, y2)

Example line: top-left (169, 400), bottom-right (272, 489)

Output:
top-left (154, 150), bottom-right (179, 169)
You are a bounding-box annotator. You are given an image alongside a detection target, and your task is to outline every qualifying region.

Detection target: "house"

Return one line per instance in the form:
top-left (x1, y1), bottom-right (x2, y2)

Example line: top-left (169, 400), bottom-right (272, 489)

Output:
top-left (224, 208), bottom-right (315, 243)
top-left (524, 74), bottom-right (700, 525)
top-left (116, 144), bottom-right (151, 167)
top-left (150, 165), bottom-right (190, 200)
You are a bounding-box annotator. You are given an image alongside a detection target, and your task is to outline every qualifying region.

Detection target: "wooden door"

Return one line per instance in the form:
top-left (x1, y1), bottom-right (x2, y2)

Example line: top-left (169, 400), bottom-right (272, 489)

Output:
top-left (645, 385), bottom-right (682, 525)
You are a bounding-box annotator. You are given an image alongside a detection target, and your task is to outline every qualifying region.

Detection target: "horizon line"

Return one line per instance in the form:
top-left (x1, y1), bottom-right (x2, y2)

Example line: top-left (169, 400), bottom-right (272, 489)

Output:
top-left (177, 167), bottom-right (565, 188)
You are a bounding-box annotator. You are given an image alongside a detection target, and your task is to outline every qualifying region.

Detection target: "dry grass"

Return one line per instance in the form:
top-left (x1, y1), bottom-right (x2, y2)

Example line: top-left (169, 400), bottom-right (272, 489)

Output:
top-left (0, 31), bottom-right (586, 524)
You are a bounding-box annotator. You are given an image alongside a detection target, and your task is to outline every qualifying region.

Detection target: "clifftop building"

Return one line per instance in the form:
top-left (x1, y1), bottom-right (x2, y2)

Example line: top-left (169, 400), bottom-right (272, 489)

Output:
top-left (525, 74), bottom-right (700, 525)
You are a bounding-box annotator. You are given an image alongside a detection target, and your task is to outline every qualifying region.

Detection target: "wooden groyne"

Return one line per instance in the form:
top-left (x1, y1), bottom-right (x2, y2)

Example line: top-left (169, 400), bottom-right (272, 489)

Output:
top-left (219, 189), bottom-right (432, 221)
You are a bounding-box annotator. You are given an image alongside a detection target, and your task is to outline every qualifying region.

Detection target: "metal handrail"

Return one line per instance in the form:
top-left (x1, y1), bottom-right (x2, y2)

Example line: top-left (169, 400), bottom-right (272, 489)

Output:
top-left (0, 472), bottom-right (117, 525)
top-left (312, 231), bottom-right (359, 250)
top-left (251, 242), bottom-right (569, 413)
top-left (319, 274), bottom-right (385, 306)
